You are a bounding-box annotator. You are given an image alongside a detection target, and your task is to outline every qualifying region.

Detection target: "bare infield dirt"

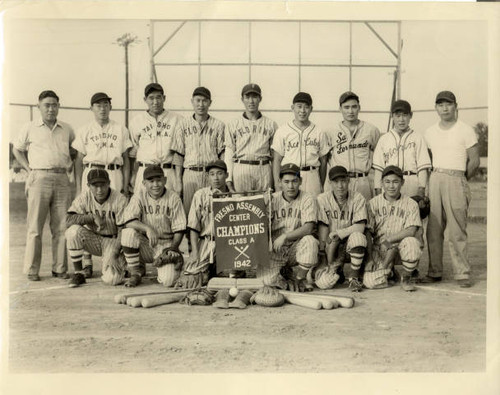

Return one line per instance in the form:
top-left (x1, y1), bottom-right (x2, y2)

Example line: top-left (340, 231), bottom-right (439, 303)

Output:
top-left (7, 183), bottom-right (486, 373)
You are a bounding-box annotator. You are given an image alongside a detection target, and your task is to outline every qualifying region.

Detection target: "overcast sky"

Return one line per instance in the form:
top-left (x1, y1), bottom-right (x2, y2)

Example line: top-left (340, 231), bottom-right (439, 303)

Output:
top-left (3, 18), bottom-right (488, 138)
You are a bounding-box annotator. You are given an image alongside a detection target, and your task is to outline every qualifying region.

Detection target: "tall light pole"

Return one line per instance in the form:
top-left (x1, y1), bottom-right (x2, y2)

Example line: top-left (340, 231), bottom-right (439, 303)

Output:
top-left (116, 33), bottom-right (139, 128)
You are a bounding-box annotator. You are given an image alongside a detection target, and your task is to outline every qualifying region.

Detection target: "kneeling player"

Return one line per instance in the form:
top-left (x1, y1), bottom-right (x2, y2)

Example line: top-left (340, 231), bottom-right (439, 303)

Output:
top-left (315, 166), bottom-right (367, 292)
top-left (120, 165), bottom-right (186, 287)
top-left (258, 163), bottom-right (319, 292)
top-left (65, 169), bottom-right (129, 287)
top-left (364, 165), bottom-right (422, 291)
top-left (176, 160), bottom-right (231, 288)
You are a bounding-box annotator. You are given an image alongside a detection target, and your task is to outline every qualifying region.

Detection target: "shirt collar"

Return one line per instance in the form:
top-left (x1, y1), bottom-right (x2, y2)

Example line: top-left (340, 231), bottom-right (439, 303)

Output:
top-left (243, 111), bottom-right (262, 120)
top-left (37, 118), bottom-right (61, 130)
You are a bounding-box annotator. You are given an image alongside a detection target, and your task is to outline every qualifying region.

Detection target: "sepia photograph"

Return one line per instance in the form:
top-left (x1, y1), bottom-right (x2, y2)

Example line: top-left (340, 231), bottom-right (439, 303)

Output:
top-left (1, 1), bottom-right (499, 394)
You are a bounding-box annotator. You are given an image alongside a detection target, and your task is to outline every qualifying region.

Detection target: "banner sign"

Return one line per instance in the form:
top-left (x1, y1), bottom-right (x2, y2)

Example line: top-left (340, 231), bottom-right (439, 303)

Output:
top-left (212, 193), bottom-right (270, 275)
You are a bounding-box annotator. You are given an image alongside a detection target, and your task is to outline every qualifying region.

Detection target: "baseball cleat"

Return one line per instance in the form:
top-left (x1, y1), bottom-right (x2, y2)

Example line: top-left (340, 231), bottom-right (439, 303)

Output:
top-left (68, 273), bottom-right (86, 288)
top-left (348, 277), bottom-right (363, 292)
top-left (418, 275), bottom-right (442, 284)
top-left (401, 275), bottom-right (416, 292)
top-left (124, 274), bottom-right (142, 288)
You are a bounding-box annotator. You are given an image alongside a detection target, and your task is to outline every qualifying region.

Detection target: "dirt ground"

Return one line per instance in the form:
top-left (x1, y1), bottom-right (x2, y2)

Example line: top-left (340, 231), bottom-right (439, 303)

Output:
top-left (6, 182), bottom-right (487, 373)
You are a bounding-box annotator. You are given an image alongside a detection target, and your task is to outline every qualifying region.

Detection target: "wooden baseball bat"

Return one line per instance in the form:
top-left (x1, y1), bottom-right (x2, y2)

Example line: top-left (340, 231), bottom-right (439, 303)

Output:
top-left (127, 296), bottom-right (144, 308)
top-left (141, 292), bottom-right (187, 308)
top-left (114, 288), bottom-right (200, 304)
top-left (283, 293), bottom-right (322, 310)
top-left (305, 292), bottom-right (355, 308)
top-left (279, 290), bottom-right (351, 309)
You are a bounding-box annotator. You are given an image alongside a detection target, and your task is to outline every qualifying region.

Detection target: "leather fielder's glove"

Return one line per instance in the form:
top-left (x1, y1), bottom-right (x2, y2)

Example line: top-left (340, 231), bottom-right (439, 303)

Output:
top-left (363, 267), bottom-right (392, 289)
top-left (153, 247), bottom-right (184, 270)
top-left (250, 286), bottom-right (285, 307)
top-left (101, 252), bottom-right (126, 286)
top-left (411, 195), bottom-right (430, 219)
top-left (175, 270), bottom-right (209, 289)
top-left (180, 288), bottom-right (216, 306)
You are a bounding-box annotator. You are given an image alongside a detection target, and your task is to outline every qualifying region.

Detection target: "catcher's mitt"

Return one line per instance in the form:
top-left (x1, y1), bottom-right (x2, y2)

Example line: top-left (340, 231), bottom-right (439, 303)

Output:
top-left (180, 288), bottom-right (216, 306)
top-left (411, 195), bottom-right (430, 219)
top-left (153, 247), bottom-right (184, 270)
top-left (250, 286), bottom-right (285, 307)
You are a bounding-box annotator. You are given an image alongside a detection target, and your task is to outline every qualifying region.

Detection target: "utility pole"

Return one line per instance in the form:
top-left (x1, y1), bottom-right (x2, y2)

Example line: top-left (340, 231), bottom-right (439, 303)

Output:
top-left (116, 33), bottom-right (139, 128)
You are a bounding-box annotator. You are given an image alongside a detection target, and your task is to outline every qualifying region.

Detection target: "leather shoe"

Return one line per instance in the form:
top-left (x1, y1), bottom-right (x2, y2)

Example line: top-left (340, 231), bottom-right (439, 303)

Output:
top-left (457, 279), bottom-right (472, 288)
top-left (418, 275), bottom-right (442, 284)
top-left (28, 274), bottom-right (41, 281)
top-left (52, 271), bottom-right (70, 279)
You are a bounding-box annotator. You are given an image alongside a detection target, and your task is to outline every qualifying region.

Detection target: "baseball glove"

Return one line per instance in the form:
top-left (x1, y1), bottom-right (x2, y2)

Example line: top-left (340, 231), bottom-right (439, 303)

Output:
top-left (153, 247), bottom-right (184, 270)
top-left (175, 270), bottom-right (209, 289)
top-left (101, 252), bottom-right (126, 286)
top-left (180, 288), bottom-right (216, 306)
top-left (411, 195), bottom-right (430, 219)
top-left (250, 286), bottom-right (285, 307)
top-left (363, 267), bottom-right (392, 289)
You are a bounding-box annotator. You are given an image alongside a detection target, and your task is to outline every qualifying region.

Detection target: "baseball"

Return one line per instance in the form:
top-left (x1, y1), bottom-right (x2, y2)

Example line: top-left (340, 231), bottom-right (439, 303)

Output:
top-left (229, 287), bottom-right (239, 298)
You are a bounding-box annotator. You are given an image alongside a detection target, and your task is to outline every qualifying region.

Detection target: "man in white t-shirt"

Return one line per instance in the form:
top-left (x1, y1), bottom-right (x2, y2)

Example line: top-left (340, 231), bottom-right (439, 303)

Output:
top-left (420, 91), bottom-right (480, 288)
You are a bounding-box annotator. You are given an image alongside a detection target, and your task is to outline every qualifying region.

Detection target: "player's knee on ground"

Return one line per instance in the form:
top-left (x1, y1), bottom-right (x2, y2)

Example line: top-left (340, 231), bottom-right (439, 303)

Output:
top-left (398, 237), bottom-right (422, 273)
top-left (157, 264), bottom-right (180, 287)
top-left (65, 224), bottom-right (85, 249)
top-left (121, 228), bottom-right (141, 249)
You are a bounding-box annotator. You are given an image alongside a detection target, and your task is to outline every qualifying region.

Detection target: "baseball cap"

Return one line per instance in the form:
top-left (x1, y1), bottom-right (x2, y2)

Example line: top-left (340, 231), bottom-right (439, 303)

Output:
top-left (91, 92), bottom-right (112, 106)
top-left (144, 83), bottom-right (164, 97)
top-left (391, 100), bottom-right (412, 114)
top-left (241, 83), bottom-right (262, 97)
top-left (382, 165), bottom-right (404, 180)
top-left (293, 92), bottom-right (313, 106)
top-left (87, 169), bottom-right (110, 184)
top-left (435, 91), bottom-right (456, 104)
top-left (279, 163), bottom-right (301, 177)
top-left (143, 164), bottom-right (164, 180)
top-left (329, 166), bottom-right (348, 181)
top-left (339, 91), bottom-right (359, 106)
top-left (192, 86), bottom-right (211, 100)
top-left (206, 159), bottom-right (227, 172)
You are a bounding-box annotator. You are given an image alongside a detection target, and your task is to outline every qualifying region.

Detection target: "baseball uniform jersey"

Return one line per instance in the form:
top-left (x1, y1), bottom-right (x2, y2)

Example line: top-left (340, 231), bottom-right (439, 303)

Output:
top-left (372, 129), bottom-right (431, 196)
top-left (171, 115), bottom-right (225, 213)
top-left (129, 110), bottom-right (184, 191)
top-left (225, 112), bottom-right (278, 191)
top-left (325, 120), bottom-right (380, 199)
top-left (272, 121), bottom-right (330, 196)
top-left (73, 119), bottom-right (132, 193)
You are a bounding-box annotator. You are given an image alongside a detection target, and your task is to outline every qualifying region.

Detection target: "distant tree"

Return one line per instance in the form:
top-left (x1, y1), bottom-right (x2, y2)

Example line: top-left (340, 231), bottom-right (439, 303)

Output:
top-left (474, 122), bottom-right (488, 157)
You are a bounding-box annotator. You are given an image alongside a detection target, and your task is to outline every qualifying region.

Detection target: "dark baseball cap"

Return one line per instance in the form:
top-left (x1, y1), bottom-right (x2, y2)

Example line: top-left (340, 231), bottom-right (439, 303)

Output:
top-left (192, 86), bottom-right (211, 100)
top-left (279, 163), bottom-right (301, 177)
top-left (391, 100), bottom-right (412, 114)
top-left (87, 169), bottom-right (110, 184)
top-left (206, 159), bottom-right (227, 172)
top-left (382, 165), bottom-right (404, 179)
top-left (339, 91), bottom-right (359, 106)
top-left (91, 92), bottom-right (112, 106)
top-left (144, 83), bottom-right (164, 97)
top-left (293, 92), bottom-right (313, 106)
top-left (329, 166), bottom-right (348, 180)
top-left (143, 164), bottom-right (164, 180)
top-left (241, 83), bottom-right (262, 97)
top-left (435, 91), bottom-right (456, 104)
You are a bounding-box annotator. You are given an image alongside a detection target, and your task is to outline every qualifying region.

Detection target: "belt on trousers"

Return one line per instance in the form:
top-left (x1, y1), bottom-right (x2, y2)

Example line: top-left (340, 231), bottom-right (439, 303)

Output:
top-left (402, 171), bottom-right (417, 176)
top-left (300, 166), bottom-right (317, 171)
top-left (347, 171), bottom-right (368, 178)
top-left (433, 168), bottom-right (465, 177)
top-left (85, 163), bottom-right (121, 170)
top-left (234, 159), bottom-right (270, 165)
top-left (34, 168), bottom-right (67, 173)
top-left (138, 161), bottom-right (172, 169)
top-left (204, 235), bottom-right (215, 241)
top-left (187, 166), bottom-right (207, 172)
top-left (100, 234), bottom-right (118, 239)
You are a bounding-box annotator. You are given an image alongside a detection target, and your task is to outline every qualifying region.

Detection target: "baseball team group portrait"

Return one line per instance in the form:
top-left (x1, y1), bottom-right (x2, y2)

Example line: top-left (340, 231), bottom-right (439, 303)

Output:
top-left (2, 2), bottom-right (496, 389)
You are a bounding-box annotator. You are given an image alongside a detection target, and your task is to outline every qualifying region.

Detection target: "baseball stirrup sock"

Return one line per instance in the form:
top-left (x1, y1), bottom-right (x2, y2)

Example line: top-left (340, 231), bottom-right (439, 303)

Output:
top-left (69, 249), bottom-right (84, 271)
top-left (350, 253), bottom-right (364, 271)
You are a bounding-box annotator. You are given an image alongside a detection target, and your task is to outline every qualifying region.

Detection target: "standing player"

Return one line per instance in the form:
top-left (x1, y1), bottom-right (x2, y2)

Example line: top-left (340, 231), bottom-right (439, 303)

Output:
top-left (176, 160), bottom-right (230, 288)
top-left (170, 86), bottom-right (225, 215)
top-left (258, 163), bottom-right (319, 291)
top-left (73, 92), bottom-right (132, 197)
top-left (315, 166), bottom-right (368, 292)
top-left (326, 91), bottom-right (380, 200)
top-left (119, 165), bottom-right (186, 287)
top-left (12, 90), bottom-right (75, 281)
top-left (372, 100), bottom-right (431, 197)
top-left (272, 92), bottom-right (330, 197)
top-left (364, 166), bottom-right (422, 291)
top-left (225, 83), bottom-right (278, 192)
top-left (421, 91), bottom-right (480, 288)
top-left (65, 169), bottom-right (129, 287)
top-left (128, 83), bottom-right (183, 194)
